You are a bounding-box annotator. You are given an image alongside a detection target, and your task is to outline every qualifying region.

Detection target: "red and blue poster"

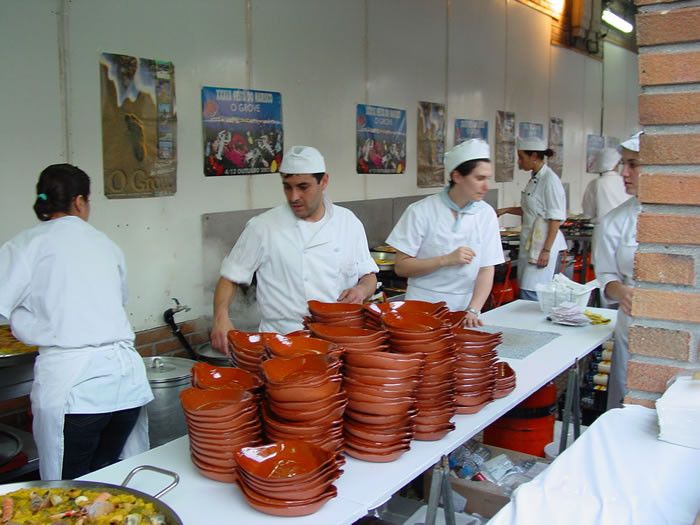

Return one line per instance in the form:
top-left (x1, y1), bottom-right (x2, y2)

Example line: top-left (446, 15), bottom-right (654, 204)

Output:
top-left (455, 119), bottom-right (488, 145)
top-left (356, 104), bottom-right (406, 174)
top-left (202, 86), bottom-right (283, 176)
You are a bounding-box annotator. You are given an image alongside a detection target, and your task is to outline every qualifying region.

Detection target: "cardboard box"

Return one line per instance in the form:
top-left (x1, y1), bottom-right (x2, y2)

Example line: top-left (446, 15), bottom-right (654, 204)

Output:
top-left (424, 444), bottom-right (550, 519)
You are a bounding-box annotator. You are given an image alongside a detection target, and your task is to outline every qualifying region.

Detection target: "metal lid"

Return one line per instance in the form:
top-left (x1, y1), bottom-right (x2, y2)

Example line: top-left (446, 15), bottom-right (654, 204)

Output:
top-left (143, 356), bottom-right (195, 384)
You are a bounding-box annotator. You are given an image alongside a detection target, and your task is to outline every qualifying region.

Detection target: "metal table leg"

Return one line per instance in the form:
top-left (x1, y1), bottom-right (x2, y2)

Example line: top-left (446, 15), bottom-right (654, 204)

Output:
top-left (558, 359), bottom-right (580, 455)
top-left (425, 455), bottom-right (456, 525)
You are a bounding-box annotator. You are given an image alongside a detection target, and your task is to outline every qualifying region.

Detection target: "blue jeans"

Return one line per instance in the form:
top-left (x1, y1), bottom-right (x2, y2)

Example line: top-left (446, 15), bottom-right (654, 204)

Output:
top-left (519, 289), bottom-right (539, 301)
top-left (62, 406), bottom-right (141, 479)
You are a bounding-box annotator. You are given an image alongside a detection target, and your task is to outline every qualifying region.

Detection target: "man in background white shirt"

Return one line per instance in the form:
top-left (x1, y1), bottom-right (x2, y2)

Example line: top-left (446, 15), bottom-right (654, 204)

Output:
top-left (582, 147), bottom-right (631, 223)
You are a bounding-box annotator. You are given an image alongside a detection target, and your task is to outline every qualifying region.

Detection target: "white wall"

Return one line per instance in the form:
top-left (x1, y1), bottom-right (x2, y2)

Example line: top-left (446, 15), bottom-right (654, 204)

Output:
top-left (0, 0), bottom-right (639, 330)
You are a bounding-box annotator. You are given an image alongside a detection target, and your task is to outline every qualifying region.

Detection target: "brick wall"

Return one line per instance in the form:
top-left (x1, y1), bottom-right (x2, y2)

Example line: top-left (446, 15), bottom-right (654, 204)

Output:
top-left (626, 0), bottom-right (700, 405)
top-left (134, 316), bottom-right (211, 358)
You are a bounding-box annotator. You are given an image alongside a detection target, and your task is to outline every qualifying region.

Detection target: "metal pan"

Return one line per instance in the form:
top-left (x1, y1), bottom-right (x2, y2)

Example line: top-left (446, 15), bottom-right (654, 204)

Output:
top-left (0, 465), bottom-right (182, 524)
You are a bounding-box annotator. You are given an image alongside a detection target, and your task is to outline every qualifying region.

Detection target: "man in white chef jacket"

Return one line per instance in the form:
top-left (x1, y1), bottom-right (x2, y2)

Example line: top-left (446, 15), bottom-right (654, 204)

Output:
top-left (211, 146), bottom-right (378, 350)
top-left (582, 147), bottom-right (631, 223)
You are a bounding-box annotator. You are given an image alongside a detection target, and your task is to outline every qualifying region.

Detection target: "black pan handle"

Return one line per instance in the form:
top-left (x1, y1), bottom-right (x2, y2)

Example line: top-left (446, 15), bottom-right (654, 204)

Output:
top-left (121, 465), bottom-right (179, 499)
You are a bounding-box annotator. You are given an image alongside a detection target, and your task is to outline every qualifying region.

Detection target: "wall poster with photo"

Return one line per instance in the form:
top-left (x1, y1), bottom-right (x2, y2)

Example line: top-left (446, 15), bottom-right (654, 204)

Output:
top-left (548, 117), bottom-right (564, 177)
top-left (454, 119), bottom-right (488, 145)
top-left (99, 52), bottom-right (177, 198)
top-left (356, 104), bottom-right (406, 175)
top-left (495, 110), bottom-right (515, 183)
top-left (417, 101), bottom-right (446, 188)
top-left (201, 87), bottom-right (283, 177)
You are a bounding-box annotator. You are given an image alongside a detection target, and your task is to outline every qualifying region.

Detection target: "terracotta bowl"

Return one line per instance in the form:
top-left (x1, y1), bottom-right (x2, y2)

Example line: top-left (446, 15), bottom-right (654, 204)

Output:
top-left (347, 397), bottom-right (415, 416)
top-left (389, 337), bottom-right (454, 353)
top-left (308, 300), bottom-right (364, 317)
top-left (308, 323), bottom-right (388, 344)
top-left (341, 342), bottom-right (391, 353)
top-left (266, 377), bottom-right (342, 403)
top-left (455, 391), bottom-right (494, 406)
top-left (227, 330), bottom-right (268, 352)
top-left (266, 335), bottom-right (340, 359)
top-left (267, 391), bottom-right (347, 413)
top-left (235, 440), bottom-right (336, 480)
top-left (494, 361), bottom-right (516, 380)
top-left (344, 419), bottom-right (412, 436)
top-left (267, 397), bottom-right (347, 423)
top-left (311, 316), bottom-right (366, 329)
top-left (237, 457), bottom-right (341, 487)
top-left (185, 407), bottom-right (258, 430)
top-left (238, 468), bottom-right (340, 501)
top-left (452, 328), bottom-right (503, 343)
top-left (236, 480), bottom-right (337, 517)
top-left (382, 311), bottom-right (447, 332)
top-left (345, 408), bottom-right (417, 426)
top-left (343, 370), bottom-right (420, 386)
top-left (364, 300), bottom-right (447, 318)
top-left (455, 401), bottom-right (491, 414)
top-left (344, 378), bottom-right (418, 396)
top-left (191, 362), bottom-right (263, 391)
top-left (344, 426), bottom-right (412, 445)
top-left (343, 351), bottom-right (424, 370)
top-left (261, 354), bottom-right (340, 385)
top-left (180, 387), bottom-right (253, 416)
top-left (343, 365), bottom-right (420, 381)
top-left (344, 438), bottom-right (411, 456)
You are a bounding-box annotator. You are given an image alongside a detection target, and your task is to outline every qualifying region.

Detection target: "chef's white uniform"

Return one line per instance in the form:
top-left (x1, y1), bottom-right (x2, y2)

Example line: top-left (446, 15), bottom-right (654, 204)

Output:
top-left (0, 216), bottom-right (153, 479)
top-left (582, 170), bottom-right (632, 223)
top-left (386, 191), bottom-right (504, 311)
top-left (519, 164), bottom-right (568, 293)
top-left (220, 198), bottom-right (378, 334)
top-left (593, 197), bottom-right (640, 409)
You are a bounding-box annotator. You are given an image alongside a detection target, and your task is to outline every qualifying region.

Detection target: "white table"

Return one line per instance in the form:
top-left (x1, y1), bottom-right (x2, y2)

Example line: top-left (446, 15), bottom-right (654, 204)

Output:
top-left (75, 300), bottom-right (615, 524)
top-left (488, 405), bottom-right (700, 525)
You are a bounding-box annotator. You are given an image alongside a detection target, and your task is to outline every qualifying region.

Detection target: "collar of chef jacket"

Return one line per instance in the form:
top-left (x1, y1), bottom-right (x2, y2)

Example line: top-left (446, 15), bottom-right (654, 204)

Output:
top-left (439, 187), bottom-right (482, 231)
top-left (288, 195), bottom-right (336, 249)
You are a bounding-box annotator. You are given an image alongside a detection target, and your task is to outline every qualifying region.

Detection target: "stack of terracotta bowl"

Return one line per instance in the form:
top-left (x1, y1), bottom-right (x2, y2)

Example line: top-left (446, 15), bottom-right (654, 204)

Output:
top-left (342, 351), bottom-right (423, 462)
top-left (191, 361), bottom-right (264, 395)
top-left (235, 440), bottom-right (343, 517)
top-left (227, 330), bottom-right (268, 376)
top-left (264, 333), bottom-right (343, 361)
top-left (363, 300), bottom-right (448, 330)
top-left (306, 300), bottom-right (365, 328)
top-left (179, 387), bottom-right (262, 483)
top-left (452, 327), bottom-right (503, 414)
top-left (308, 323), bottom-right (390, 353)
top-left (383, 312), bottom-right (457, 440)
top-left (261, 354), bottom-right (346, 452)
top-left (493, 361), bottom-right (516, 398)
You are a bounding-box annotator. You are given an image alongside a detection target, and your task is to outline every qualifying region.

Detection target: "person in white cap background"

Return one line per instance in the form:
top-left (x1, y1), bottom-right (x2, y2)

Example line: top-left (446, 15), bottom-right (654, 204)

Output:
top-left (210, 145), bottom-right (378, 347)
top-left (497, 137), bottom-right (567, 300)
top-left (386, 139), bottom-right (504, 326)
top-left (581, 147), bottom-right (630, 223)
top-left (593, 131), bottom-right (643, 409)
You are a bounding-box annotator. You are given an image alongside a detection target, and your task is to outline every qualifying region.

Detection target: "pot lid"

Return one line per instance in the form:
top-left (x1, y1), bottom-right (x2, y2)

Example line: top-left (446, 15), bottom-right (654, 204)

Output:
top-left (194, 343), bottom-right (229, 360)
top-left (143, 356), bottom-right (194, 383)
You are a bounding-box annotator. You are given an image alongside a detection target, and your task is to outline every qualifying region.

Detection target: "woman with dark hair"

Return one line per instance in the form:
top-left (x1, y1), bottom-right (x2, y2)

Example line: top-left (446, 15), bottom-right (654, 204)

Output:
top-left (498, 137), bottom-right (567, 300)
top-left (386, 139), bottom-right (504, 326)
top-left (0, 164), bottom-right (153, 480)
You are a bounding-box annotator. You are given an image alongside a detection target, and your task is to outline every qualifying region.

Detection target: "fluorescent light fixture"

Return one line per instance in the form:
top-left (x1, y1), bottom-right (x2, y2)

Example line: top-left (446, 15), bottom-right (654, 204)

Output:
top-left (602, 8), bottom-right (633, 33)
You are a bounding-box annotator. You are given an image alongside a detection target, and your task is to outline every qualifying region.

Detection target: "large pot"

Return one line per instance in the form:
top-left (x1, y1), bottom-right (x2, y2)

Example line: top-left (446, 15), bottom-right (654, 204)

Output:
top-left (194, 343), bottom-right (232, 367)
top-left (143, 356), bottom-right (195, 448)
top-left (0, 465), bottom-right (182, 524)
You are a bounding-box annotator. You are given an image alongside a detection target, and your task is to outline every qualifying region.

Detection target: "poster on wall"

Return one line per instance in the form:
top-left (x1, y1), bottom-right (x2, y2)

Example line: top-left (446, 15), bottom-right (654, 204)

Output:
top-left (585, 134), bottom-right (620, 173)
top-left (454, 119), bottom-right (488, 145)
top-left (548, 117), bottom-right (564, 177)
top-left (518, 121), bottom-right (544, 141)
top-left (201, 87), bottom-right (283, 177)
top-left (495, 110), bottom-right (515, 183)
top-left (417, 101), bottom-right (446, 188)
top-left (100, 52), bottom-right (177, 198)
top-left (356, 104), bottom-right (406, 175)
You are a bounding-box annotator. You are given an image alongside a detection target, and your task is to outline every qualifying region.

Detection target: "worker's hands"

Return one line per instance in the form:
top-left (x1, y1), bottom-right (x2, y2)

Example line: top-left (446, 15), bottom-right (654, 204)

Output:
top-left (619, 284), bottom-right (634, 316)
top-left (536, 249), bottom-right (551, 268)
top-left (210, 317), bottom-right (235, 354)
top-left (443, 246), bottom-right (476, 267)
top-left (338, 285), bottom-right (366, 304)
top-left (464, 311), bottom-right (483, 327)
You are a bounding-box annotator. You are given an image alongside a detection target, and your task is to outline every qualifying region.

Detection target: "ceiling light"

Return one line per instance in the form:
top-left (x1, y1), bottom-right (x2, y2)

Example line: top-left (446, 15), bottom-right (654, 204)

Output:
top-left (602, 8), bottom-right (633, 33)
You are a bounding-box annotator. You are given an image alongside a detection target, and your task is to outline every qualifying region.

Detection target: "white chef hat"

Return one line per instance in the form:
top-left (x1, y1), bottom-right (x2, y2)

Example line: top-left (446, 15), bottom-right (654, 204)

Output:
top-left (516, 136), bottom-right (548, 151)
top-left (444, 139), bottom-right (491, 175)
top-left (618, 131), bottom-right (643, 153)
top-left (592, 147), bottom-right (621, 173)
top-left (280, 145), bottom-right (326, 174)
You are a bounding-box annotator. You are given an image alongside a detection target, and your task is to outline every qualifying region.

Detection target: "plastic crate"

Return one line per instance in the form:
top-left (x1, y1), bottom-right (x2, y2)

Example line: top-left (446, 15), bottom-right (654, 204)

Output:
top-left (536, 286), bottom-right (593, 314)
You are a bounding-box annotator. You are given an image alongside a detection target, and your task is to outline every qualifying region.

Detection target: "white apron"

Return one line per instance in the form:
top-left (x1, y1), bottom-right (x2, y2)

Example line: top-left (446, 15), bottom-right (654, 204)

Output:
top-left (606, 238), bottom-right (638, 410)
top-left (31, 342), bottom-right (151, 480)
top-left (518, 185), bottom-right (566, 292)
top-left (406, 213), bottom-right (483, 311)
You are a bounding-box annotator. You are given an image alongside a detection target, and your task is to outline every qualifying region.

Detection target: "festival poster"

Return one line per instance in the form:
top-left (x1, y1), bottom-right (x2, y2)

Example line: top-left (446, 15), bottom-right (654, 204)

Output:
top-left (548, 117), bottom-right (564, 177)
top-left (495, 110), bottom-right (515, 183)
top-left (100, 53), bottom-right (177, 198)
top-left (416, 102), bottom-right (445, 188)
top-left (518, 121), bottom-right (544, 141)
top-left (586, 134), bottom-right (620, 173)
top-left (454, 119), bottom-right (488, 145)
top-left (202, 87), bottom-right (283, 176)
top-left (356, 104), bottom-right (406, 175)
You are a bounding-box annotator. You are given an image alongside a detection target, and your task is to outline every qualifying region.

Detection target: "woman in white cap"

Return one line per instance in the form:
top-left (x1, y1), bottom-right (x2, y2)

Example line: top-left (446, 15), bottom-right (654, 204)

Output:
top-left (386, 139), bottom-right (504, 326)
top-left (582, 147), bottom-right (630, 223)
top-left (0, 164), bottom-right (153, 479)
top-left (211, 145), bottom-right (378, 343)
top-left (593, 131), bottom-right (643, 409)
top-left (497, 137), bottom-right (567, 300)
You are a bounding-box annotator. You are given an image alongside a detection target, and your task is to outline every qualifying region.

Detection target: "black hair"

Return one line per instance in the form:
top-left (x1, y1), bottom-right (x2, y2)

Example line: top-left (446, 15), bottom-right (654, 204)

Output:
top-left (521, 148), bottom-right (555, 160)
top-left (33, 163), bottom-right (91, 221)
top-left (281, 172), bottom-right (325, 183)
top-left (448, 158), bottom-right (490, 188)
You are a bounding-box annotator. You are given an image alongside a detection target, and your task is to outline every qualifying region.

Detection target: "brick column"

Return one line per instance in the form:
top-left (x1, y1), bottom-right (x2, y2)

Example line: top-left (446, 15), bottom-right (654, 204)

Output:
top-left (626, 0), bottom-right (700, 407)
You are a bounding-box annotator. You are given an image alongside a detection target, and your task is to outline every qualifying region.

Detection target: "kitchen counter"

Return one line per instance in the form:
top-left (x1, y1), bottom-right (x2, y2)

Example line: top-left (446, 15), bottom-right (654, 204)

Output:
top-left (66, 301), bottom-right (616, 524)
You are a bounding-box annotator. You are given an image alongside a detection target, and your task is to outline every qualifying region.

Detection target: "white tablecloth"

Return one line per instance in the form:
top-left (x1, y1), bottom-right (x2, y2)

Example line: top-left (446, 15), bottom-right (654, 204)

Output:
top-left (489, 405), bottom-right (700, 525)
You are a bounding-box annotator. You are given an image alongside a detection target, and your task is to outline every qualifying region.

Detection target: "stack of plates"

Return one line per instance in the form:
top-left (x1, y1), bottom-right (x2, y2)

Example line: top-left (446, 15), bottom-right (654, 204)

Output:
top-left (264, 334), bottom-right (343, 360)
top-left (235, 440), bottom-right (343, 517)
top-left (452, 328), bottom-right (503, 414)
top-left (308, 324), bottom-right (390, 353)
top-left (227, 330), bottom-right (268, 376)
top-left (306, 300), bottom-right (366, 328)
